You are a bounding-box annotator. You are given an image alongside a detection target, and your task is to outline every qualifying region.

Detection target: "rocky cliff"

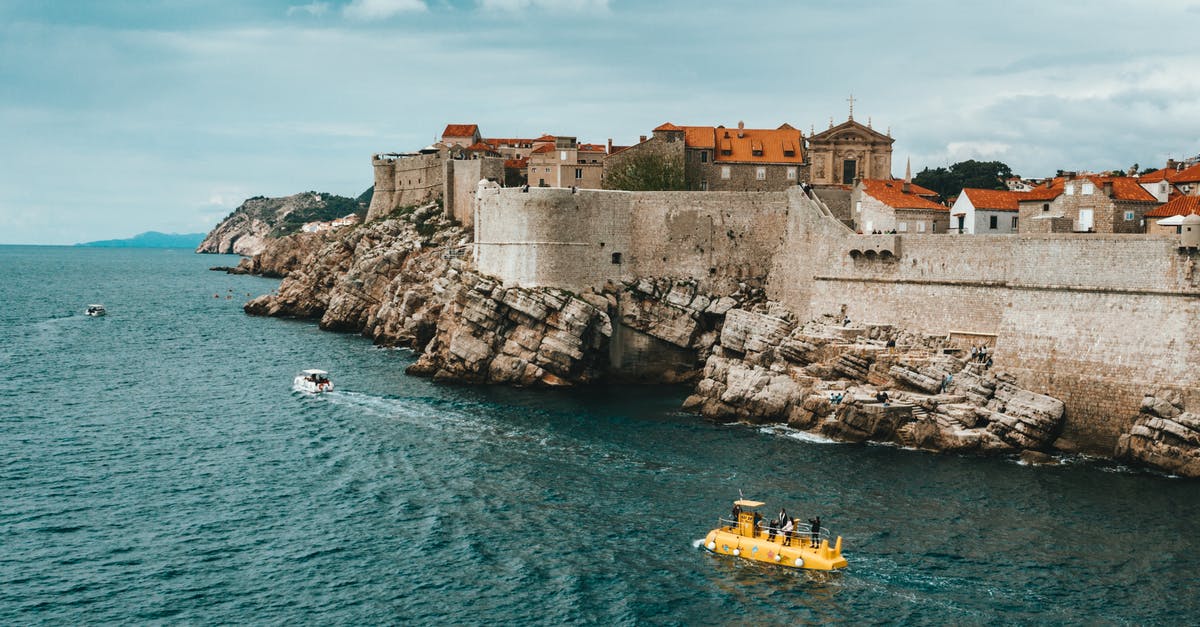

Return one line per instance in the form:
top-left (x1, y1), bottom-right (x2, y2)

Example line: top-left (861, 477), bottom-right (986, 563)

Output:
top-left (233, 208), bottom-right (1200, 476)
top-left (197, 192), bottom-right (365, 256)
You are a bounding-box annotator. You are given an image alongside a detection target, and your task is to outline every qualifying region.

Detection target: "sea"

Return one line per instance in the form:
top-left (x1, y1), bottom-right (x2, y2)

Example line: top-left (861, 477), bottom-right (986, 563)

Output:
top-left (2, 245), bottom-right (1198, 625)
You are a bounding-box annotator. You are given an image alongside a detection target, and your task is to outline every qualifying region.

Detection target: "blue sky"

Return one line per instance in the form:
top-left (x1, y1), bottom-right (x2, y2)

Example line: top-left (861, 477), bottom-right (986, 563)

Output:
top-left (2, 0), bottom-right (1197, 244)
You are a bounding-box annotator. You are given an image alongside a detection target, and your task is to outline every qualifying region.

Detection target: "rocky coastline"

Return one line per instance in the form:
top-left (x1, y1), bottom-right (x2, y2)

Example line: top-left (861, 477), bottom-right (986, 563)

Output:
top-left (222, 210), bottom-right (1199, 477)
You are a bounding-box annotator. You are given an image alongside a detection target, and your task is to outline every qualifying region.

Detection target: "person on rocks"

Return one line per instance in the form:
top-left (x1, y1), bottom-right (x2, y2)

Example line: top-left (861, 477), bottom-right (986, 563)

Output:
top-left (970, 346), bottom-right (978, 362)
top-left (985, 356), bottom-right (993, 370)
top-left (886, 338), bottom-right (897, 355)
top-left (875, 390), bottom-right (889, 405)
top-left (941, 373), bottom-right (953, 394)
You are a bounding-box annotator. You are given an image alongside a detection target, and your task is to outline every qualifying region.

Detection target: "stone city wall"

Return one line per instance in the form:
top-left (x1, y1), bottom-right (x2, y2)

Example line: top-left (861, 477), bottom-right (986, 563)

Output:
top-left (367, 153), bottom-right (445, 221)
top-left (445, 157), bottom-right (505, 228)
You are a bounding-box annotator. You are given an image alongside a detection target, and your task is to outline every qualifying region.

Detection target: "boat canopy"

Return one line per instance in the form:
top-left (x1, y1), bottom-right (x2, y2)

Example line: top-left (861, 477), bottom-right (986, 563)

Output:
top-left (734, 499), bottom-right (765, 508)
top-left (301, 369), bottom-right (328, 375)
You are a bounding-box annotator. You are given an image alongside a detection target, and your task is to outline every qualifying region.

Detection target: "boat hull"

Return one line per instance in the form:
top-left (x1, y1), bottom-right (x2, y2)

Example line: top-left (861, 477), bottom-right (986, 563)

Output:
top-left (293, 377), bottom-right (333, 393)
top-left (703, 528), bottom-right (847, 570)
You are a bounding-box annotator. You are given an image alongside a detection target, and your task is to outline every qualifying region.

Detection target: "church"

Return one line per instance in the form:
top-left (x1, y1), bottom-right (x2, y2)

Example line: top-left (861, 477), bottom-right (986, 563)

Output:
top-left (806, 101), bottom-right (895, 186)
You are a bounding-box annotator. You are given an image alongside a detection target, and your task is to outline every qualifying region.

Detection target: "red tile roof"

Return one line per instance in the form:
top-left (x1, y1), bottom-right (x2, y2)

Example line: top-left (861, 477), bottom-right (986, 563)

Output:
top-left (485, 137), bottom-right (535, 147)
top-left (677, 124), bottom-right (804, 164)
top-left (1138, 167), bottom-right (1175, 183)
top-left (861, 179), bottom-right (947, 211)
top-left (465, 141), bottom-right (494, 152)
top-left (442, 124), bottom-right (479, 138)
top-left (1081, 176), bottom-right (1157, 202)
top-left (531, 144), bottom-right (555, 154)
top-left (1170, 163), bottom-right (1200, 183)
top-left (1146, 195), bottom-right (1200, 218)
top-left (962, 188), bottom-right (1022, 212)
top-left (504, 157), bottom-right (528, 169)
top-left (534, 134), bottom-right (556, 142)
top-left (654, 122), bottom-right (683, 132)
top-left (1020, 179), bottom-right (1065, 201)
top-left (579, 143), bottom-right (606, 152)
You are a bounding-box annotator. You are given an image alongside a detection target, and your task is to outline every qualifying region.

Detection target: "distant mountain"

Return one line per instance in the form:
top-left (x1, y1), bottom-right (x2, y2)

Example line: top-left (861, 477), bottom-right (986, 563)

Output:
top-left (77, 231), bottom-right (207, 248)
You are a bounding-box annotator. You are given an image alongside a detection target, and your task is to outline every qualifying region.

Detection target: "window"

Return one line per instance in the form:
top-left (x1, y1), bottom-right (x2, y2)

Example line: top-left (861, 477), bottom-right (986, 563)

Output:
top-left (1011, 216), bottom-right (1019, 229)
top-left (575, 168), bottom-right (583, 179)
top-left (897, 222), bottom-right (907, 232)
top-left (786, 167), bottom-right (797, 180)
top-left (1065, 183), bottom-right (1075, 195)
top-left (1124, 210), bottom-right (1135, 221)
top-left (855, 200), bottom-right (862, 213)
top-left (756, 167), bottom-right (766, 180)
top-left (538, 178), bottom-right (545, 186)
top-left (611, 252), bottom-right (622, 264)
top-left (1042, 203), bottom-right (1050, 212)
top-left (700, 151), bottom-right (708, 163)
top-left (989, 215), bottom-right (998, 230)
top-left (560, 150), bottom-right (567, 160)
top-left (700, 180), bottom-right (708, 191)
top-left (1081, 182), bottom-right (1094, 195)
top-left (721, 166), bottom-right (731, 180)
top-left (917, 221), bottom-right (926, 233)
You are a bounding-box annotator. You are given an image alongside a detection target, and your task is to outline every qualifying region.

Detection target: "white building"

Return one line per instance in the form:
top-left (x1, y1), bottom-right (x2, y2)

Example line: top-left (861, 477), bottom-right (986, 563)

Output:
top-left (950, 188), bottom-right (1023, 234)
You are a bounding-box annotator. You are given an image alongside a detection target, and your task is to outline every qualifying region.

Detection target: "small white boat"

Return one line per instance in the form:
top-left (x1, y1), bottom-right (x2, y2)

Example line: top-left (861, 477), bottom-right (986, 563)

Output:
top-left (294, 369), bottom-right (334, 393)
top-left (86, 304), bottom-right (106, 317)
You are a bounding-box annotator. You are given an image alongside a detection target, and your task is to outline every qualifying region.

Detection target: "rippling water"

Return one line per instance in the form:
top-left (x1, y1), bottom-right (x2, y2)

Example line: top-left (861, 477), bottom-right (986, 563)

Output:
top-left (2, 245), bottom-right (1198, 625)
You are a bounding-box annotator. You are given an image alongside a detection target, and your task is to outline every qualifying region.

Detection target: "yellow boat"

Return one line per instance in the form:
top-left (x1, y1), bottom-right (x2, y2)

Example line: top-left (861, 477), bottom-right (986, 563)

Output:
top-left (703, 499), bottom-right (847, 570)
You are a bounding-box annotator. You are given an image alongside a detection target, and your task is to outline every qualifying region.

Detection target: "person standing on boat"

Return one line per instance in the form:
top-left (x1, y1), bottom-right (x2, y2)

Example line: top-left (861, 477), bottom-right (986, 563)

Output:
top-left (781, 517), bottom-right (794, 546)
top-left (808, 517), bottom-right (821, 548)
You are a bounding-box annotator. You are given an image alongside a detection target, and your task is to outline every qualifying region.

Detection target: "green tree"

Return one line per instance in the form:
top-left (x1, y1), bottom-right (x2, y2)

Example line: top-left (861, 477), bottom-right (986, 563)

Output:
top-left (602, 152), bottom-right (687, 191)
top-left (913, 159), bottom-right (1013, 201)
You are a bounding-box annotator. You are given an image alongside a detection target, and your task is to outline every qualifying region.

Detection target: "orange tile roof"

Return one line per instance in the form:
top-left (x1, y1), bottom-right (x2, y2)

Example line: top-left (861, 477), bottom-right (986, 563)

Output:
top-left (504, 157), bottom-right (528, 169)
top-left (442, 124), bottom-right (479, 138)
top-left (861, 179), bottom-right (947, 211)
top-left (962, 188), bottom-right (1022, 212)
top-left (465, 141), bottom-right (494, 152)
top-left (1170, 163), bottom-right (1200, 183)
top-left (534, 134), bottom-right (556, 142)
top-left (531, 144), bottom-right (555, 154)
top-left (1138, 167), bottom-right (1175, 183)
top-left (1020, 179), bottom-right (1065, 201)
top-left (485, 137), bottom-right (535, 146)
top-left (1146, 195), bottom-right (1200, 218)
top-left (677, 124), bottom-right (804, 164)
top-left (1081, 176), bottom-right (1157, 202)
top-left (579, 143), bottom-right (606, 152)
top-left (654, 122), bottom-right (683, 132)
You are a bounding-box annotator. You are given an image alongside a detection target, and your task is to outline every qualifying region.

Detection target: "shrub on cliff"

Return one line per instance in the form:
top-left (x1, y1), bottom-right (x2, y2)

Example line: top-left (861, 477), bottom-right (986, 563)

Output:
top-left (603, 153), bottom-right (687, 191)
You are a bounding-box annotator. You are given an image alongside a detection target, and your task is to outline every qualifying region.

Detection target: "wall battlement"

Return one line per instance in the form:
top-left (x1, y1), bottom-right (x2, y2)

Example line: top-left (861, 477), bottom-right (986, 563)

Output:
top-left (473, 184), bottom-right (1200, 452)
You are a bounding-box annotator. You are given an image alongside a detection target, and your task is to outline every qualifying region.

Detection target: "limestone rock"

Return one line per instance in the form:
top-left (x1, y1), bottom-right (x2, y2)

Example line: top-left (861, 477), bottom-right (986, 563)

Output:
top-left (1116, 395), bottom-right (1200, 477)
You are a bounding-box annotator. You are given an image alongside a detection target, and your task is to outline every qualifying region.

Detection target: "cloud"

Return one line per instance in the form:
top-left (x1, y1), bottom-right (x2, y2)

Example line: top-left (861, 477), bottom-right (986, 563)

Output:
top-left (286, 2), bottom-right (330, 17)
top-left (477, 0), bottom-right (609, 12)
top-left (343, 0), bottom-right (427, 20)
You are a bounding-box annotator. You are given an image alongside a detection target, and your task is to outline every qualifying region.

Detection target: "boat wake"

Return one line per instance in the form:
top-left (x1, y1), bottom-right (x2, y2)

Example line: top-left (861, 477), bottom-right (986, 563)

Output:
top-left (758, 425), bottom-right (841, 445)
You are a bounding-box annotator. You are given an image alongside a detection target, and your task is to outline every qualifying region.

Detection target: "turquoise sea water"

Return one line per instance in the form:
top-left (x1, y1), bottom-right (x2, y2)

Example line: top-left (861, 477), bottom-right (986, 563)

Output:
top-left (2, 245), bottom-right (1198, 625)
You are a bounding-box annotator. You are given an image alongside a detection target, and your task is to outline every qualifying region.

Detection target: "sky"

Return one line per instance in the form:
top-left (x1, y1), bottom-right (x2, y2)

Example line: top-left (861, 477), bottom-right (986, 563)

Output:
top-left (1, 0), bottom-right (1198, 244)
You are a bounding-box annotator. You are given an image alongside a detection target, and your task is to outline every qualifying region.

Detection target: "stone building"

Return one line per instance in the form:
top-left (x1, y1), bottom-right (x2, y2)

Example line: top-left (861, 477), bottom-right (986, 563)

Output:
top-left (527, 136), bottom-right (606, 189)
top-left (441, 124), bottom-right (481, 148)
top-left (1018, 175), bottom-right (1156, 234)
top-left (950, 188), bottom-right (1022, 234)
top-left (807, 118), bottom-right (894, 185)
top-left (603, 121), bottom-right (807, 191)
top-left (851, 177), bottom-right (948, 234)
top-left (1145, 195), bottom-right (1200, 235)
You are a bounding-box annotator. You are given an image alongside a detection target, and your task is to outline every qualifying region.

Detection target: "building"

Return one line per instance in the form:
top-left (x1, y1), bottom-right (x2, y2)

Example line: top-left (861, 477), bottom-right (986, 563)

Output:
top-left (807, 118), bottom-right (894, 186)
top-left (603, 121), bottom-right (807, 191)
top-left (441, 124), bottom-right (481, 148)
top-left (950, 188), bottom-right (1023, 234)
top-left (1018, 175), bottom-right (1157, 234)
top-left (527, 136), bottom-right (606, 189)
top-left (851, 176), bottom-right (948, 234)
top-left (1145, 195), bottom-right (1200, 235)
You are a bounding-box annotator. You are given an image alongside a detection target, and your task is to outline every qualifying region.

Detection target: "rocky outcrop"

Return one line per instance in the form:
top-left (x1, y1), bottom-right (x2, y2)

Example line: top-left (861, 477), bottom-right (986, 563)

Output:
top-left (1115, 392), bottom-right (1200, 477)
top-left (198, 192), bottom-right (364, 256)
top-left (684, 308), bottom-right (1066, 456)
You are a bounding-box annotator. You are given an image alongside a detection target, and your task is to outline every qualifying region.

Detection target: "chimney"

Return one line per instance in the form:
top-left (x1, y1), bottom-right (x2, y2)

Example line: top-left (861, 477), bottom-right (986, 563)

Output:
top-left (1044, 179), bottom-right (1052, 189)
top-left (737, 121), bottom-right (745, 139)
top-left (1168, 158), bottom-right (1177, 170)
top-left (639, 135), bottom-right (647, 143)
top-left (607, 138), bottom-right (613, 154)
top-left (902, 157), bottom-right (912, 194)
top-left (1103, 181), bottom-right (1113, 197)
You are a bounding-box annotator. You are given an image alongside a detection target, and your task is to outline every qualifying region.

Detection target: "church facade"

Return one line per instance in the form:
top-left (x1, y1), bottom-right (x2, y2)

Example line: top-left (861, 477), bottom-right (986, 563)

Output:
top-left (806, 118), bottom-right (895, 186)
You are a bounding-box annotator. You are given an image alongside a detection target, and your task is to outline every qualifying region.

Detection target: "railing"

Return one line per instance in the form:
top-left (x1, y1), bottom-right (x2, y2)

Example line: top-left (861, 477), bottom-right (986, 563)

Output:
top-left (715, 517), bottom-right (833, 545)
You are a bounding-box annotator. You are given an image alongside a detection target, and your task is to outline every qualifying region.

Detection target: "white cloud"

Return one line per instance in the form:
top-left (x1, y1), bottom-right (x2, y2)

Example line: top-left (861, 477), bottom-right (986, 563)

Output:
top-left (286, 2), bottom-right (330, 17)
top-left (477, 0), bottom-right (609, 12)
top-left (343, 0), bottom-right (427, 20)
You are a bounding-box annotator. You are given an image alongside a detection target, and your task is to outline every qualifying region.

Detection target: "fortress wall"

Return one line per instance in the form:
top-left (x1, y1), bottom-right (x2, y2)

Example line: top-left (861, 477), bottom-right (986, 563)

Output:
top-left (392, 153), bottom-right (444, 210)
top-left (628, 192), bottom-right (791, 294)
top-left (474, 187), bottom-right (633, 290)
top-left (445, 158), bottom-right (505, 228)
top-left (776, 200), bottom-right (1200, 451)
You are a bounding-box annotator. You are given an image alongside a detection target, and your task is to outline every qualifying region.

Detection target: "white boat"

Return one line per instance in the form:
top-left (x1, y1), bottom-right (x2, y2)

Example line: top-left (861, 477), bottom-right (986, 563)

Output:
top-left (294, 369), bottom-right (334, 393)
top-left (86, 304), bottom-right (106, 317)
